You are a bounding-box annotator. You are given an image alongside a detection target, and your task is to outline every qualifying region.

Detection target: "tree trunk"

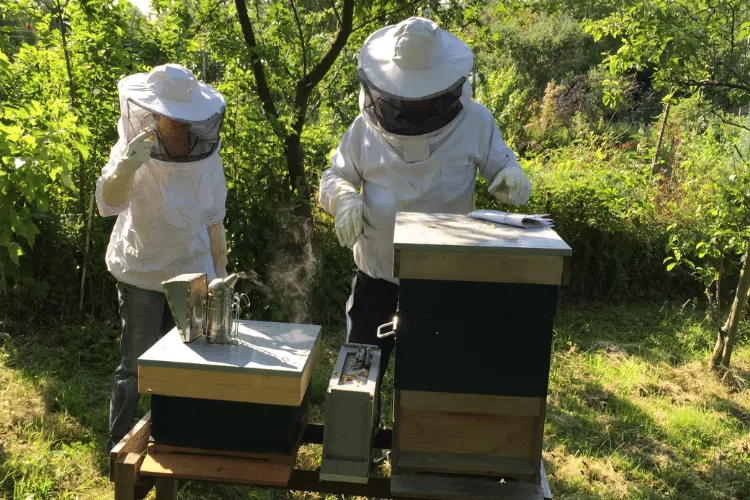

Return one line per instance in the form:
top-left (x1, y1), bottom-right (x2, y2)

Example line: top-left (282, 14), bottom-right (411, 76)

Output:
top-left (709, 327), bottom-right (726, 370)
top-left (235, 0), bottom-right (354, 222)
top-left (55, 5), bottom-right (86, 215)
top-left (652, 101), bottom-right (671, 174)
top-left (284, 132), bottom-right (311, 219)
top-left (712, 237), bottom-right (750, 369)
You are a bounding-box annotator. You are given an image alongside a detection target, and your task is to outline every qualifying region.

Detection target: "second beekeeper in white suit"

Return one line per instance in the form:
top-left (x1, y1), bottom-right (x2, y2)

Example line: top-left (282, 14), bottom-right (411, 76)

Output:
top-left (96, 64), bottom-right (229, 452)
top-left (318, 16), bottom-right (532, 423)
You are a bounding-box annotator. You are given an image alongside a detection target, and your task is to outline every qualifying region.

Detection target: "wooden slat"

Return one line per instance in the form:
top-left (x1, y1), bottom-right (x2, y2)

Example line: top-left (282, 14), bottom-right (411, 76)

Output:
top-left (400, 391), bottom-right (543, 417)
top-left (394, 250), bottom-right (564, 285)
top-left (154, 478), bottom-right (179, 500)
top-left (140, 452), bottom-right (292, 486)
top-left (396, 451), bottom-right (536, 477)
top-left (299, 336), bottom-right (321, 401)
top-left (533, 399), bottom-right (547, 481)
top-left (114, 452), bottom-right (146, 500)
top-left (148, 442), bottom-right (295, 464)
top-left (391, 473), bottom-right (546, 500)
top-left (396, 410), bottom-right (539, 458)
top-left (138, 364), bottom-right (306, 406)
top-left (391, 390), bottom-right (403, 476)
top-left (110, 411), bottom-right (151, 482)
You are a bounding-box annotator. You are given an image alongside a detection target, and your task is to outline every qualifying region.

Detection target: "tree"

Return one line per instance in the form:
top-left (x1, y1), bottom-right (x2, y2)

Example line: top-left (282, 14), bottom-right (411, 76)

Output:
top-left (587, 0), bottom-right (750, 372)
top-left (230, 0), bottom-right (425, 220)
top-left (584, 0), bottom-right (750, 107)
top-left (665, 126), bottom-right (750, 371)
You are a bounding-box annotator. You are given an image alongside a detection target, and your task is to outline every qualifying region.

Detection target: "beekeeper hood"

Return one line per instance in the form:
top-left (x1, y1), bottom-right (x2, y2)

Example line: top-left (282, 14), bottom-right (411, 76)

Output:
top-left (358, 17), bottom-right (474, 136)
top-left (117, 64), bottom-right (226, 162)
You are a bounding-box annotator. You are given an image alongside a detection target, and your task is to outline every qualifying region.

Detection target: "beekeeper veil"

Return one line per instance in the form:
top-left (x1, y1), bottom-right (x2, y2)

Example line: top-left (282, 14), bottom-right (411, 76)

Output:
top-left (358, 17), bottom-right (474, 136)
top-left (117, 64), bottom-right (226, 162)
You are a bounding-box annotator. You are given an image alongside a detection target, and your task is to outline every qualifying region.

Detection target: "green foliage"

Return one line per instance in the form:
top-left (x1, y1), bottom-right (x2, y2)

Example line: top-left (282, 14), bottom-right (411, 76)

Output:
top-left (476, 132), bottom-right (701, 302)
top-left (0, 0), bottom-right (748, 329)
top-left (491, 11), bottom-right (607, 96)
top-left (585, 0), bottom-right (750, 108)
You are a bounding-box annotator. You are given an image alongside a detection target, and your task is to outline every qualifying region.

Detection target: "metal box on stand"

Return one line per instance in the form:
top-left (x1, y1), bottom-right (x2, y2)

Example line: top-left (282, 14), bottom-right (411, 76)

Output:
top-left (320, 343), bottom-right (381, 484)
top-left (390, 212), bottom-right (571, 500)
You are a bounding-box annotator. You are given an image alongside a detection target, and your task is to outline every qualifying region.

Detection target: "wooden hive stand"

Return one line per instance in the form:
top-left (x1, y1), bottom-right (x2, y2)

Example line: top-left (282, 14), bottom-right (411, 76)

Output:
top-left (109, 412), bottom-right (551, 499)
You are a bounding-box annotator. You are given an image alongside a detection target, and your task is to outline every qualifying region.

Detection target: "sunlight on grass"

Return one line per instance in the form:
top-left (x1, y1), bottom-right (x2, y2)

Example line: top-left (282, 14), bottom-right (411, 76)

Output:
top-left (1, 303), bottom-right (749, 499)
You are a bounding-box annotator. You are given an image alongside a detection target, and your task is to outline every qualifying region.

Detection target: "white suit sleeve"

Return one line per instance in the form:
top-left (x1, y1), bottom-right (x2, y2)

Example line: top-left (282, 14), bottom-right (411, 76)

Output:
top-left (477, 111), bottom-right (523, 185)
top-left (319, 120), bottom-right (365, 215)
top-left (205, 156), bottom-right (228, 226)
top-left (95, 140), bottom-right (130, 217)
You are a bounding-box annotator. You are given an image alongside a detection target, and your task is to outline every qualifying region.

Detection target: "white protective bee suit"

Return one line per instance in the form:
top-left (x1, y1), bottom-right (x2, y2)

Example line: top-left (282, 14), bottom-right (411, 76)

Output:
top-left (317, 17), bottom-right (532, 429)
top-left (96, 64), bottom-right (229, 290)
top-left (96, 64), bottom-right (229, 453)
top-left (319, 17), bottom-right (531, 285)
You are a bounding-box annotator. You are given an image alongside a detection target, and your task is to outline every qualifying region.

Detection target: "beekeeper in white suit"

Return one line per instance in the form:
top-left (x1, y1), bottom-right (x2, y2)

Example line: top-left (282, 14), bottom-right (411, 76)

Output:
top-left (319, 17), bottom-right (531, 425)
top-left (96, 64), bottom-right (229, 452)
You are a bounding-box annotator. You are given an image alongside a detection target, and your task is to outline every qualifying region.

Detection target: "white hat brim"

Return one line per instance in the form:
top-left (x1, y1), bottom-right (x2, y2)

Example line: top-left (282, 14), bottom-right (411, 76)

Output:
top-left (118, 73), bottom-right (226, 122)
top-left (358, 24), bottom-right (474, 99)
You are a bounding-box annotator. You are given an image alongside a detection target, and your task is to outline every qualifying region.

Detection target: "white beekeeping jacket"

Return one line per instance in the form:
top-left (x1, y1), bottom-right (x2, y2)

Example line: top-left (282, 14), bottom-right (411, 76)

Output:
top-left (95, 122), bottom-right (227, 292)
top-left (319, 82), bottom-right (522, 284)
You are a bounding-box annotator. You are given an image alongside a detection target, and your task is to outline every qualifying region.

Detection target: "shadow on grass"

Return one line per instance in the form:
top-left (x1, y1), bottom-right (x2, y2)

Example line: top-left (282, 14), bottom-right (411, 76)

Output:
top-left (545, 377), bottom-right (748, 500)
top-left (552, 301), bottom-right (720, 365)
top-left (1, 322), bottom-right (118, 472)
top-left (706, 395), bottom-right (750, 430)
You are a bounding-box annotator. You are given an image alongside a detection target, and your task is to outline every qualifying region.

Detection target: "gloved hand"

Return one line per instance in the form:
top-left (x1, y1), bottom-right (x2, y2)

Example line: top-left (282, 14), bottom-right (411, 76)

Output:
top-left (334, 191), bottom-right (365, 248)
top-left (489, 166), bottom-right (532, 206)
top-left (115, 129), bottom-right (154, 175)
top-left (100, 129), bottom-right (155, 209)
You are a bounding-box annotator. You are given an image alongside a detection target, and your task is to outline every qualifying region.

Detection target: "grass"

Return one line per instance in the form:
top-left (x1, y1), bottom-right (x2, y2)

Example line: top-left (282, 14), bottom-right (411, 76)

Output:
top-left (1, 301), bottom-right (749, 499)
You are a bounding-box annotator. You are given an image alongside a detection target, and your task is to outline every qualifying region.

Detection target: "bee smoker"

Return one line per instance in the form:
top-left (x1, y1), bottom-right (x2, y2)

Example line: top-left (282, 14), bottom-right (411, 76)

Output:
top-left (163, 272), bottom-right (249, 344)
top-left (206, 272), bottom-right (248, 344)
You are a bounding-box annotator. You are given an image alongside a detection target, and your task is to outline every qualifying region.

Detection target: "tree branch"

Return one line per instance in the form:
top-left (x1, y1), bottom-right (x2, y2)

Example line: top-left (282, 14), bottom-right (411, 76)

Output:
top-left (709, 109), bottom-right (750, 132)
top-left (676, 79), bottom-right (750, 94)
top-left (288, 0), bottom-right (354, 137)
top-left (303, 0), bottom-right (353, 93)
top-left (327, 0), bottom-right (342, 27)
top-left (352, 2), bottom-right (417, 33)
top-left (234, 0), bottom-right (281, 135)
top-left (289, 0), bottom-right (307, 76)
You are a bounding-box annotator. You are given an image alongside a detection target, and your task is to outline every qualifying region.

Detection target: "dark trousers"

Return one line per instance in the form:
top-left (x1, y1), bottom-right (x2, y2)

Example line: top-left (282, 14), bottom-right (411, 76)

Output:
top-left (106, 282), bottom-right (174, 453)
top-left (346, 271), bottom-right (399, 426)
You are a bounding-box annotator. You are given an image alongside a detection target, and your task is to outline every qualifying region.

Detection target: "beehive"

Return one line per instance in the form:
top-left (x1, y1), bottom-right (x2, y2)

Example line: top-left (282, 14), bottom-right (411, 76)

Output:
top-left (138, 320), bottom-right (321, 456)
top-left (390, 212), bottom-right (571, 488)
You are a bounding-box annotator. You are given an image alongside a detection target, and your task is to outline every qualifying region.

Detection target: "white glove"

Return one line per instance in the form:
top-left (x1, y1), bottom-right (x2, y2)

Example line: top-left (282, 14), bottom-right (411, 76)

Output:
top-left (334, 191), bottom-right (364, 248)
top-left (489, 167), bottom-right (532, 206)
top-left (208, 223), bottom-right (229, 278)
top-left (115, 129), bottom-right (154, 175)
top-left (100, 129), bottom-right (155, 209)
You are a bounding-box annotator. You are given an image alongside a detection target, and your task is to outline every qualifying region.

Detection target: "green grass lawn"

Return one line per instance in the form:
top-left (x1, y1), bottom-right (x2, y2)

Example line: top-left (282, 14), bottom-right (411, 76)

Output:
top-left (1, 302), bottom-right (749, 499)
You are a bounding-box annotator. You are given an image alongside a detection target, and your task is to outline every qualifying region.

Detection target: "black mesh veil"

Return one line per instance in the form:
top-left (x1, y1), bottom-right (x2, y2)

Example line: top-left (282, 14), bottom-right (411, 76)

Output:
top-left (358, 69), bottom-right (466, 136)
top-left (121, 98), bottom-right (224, 163)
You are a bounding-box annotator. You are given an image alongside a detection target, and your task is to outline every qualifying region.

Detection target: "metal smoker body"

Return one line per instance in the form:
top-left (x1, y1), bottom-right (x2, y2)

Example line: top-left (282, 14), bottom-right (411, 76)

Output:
top-left (206, 273), bottom-right (243, 344)
top-left (162, 272), bottom-right (248, 344)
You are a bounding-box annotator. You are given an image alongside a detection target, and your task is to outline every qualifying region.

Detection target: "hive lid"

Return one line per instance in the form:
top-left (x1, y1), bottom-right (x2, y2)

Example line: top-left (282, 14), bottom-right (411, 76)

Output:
top-left (138, 320), bottom-right (321, 377)
top-left (393, 212), bottom-right (572, 257)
